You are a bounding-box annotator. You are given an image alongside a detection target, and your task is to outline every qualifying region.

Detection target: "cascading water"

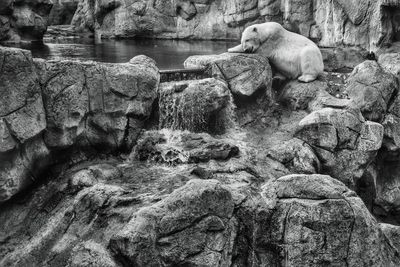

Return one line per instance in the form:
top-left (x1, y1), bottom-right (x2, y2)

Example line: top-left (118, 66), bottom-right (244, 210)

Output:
top-left (158, 78), bottom-right (236, 134)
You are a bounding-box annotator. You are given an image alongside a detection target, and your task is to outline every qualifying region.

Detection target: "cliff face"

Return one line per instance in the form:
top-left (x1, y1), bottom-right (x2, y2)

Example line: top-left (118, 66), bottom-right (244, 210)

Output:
top-left (70, 0), bottom-right (400, 50)
top-left (0, 0), bottom-right (53, 42)
top-left (0, 46), bottom-right (160, 202)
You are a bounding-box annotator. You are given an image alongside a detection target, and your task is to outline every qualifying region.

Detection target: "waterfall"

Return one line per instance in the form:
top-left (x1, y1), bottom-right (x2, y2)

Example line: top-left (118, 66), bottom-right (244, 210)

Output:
top-left (158, 78), bottom-right (236, 134)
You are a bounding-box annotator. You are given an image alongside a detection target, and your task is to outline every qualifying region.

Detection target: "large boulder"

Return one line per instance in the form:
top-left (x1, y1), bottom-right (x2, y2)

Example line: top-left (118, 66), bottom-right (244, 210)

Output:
top-left (36, 55), bottom-right (159, 150)
top-left (295, 107), bottom-right (384, 188)
top-left (109, 179), bottom-right (236, 266)
top-left (345, 60), bottom-right (398, 122)
top-left (258, 174), bottom-right (400, 266)
top-left (184, 53), bottom-right (272, 97)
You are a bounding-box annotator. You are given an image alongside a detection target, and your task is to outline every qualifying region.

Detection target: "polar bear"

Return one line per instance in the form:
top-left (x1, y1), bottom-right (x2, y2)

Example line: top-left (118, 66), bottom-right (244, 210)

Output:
top-left (228, 22), bottom-right (324, 83)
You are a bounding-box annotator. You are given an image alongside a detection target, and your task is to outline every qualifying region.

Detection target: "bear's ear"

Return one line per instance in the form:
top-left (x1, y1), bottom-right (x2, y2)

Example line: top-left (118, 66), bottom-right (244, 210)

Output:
top-left (253, 27), bottom-right (257, 32)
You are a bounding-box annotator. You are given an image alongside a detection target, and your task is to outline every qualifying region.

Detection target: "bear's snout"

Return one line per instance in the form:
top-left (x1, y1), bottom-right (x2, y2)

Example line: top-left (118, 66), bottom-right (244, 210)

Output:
top-left (243, 46), bottom-right (254, 53)
top-left (245, 47), bottom-right (253, 53)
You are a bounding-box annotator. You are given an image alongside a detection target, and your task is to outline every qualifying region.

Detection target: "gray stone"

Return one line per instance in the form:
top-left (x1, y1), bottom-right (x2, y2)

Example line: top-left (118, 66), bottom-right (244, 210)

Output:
top-left (109, 179), bottom-right (235, 266)
top-left (133, 130), bottom-right (239, 164)
top-left (345, 60), bottom-right (398, 122)
top-left (295, 107), bottom-right (383, 187)
top-left (184, 53), bottom-right (272, 97)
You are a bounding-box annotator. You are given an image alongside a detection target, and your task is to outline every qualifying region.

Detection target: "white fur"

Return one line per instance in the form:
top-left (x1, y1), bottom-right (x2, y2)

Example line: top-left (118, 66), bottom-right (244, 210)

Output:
top-left (228, 22), bottom-right (324, 82)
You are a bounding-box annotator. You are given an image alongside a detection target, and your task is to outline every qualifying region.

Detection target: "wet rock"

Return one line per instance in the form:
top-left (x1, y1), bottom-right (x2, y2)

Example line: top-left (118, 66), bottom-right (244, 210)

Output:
top-left (109, 179), bottom-right (236, 266)
top-left (295, 107), bottom-right (384, 188)
top-left (159, 78), bottom-right (234, 133)
top-left (184, 53), bottom-right (272, 97)
top-left (132, 130), bottom-right (239, 164)
top-left (345, 60), bottom-right (398, 122)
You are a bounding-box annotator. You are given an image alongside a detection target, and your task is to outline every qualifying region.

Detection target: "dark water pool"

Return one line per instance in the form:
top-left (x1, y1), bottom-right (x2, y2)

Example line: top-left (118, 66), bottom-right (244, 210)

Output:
top-left (10, 38), bottom-right (237, 70)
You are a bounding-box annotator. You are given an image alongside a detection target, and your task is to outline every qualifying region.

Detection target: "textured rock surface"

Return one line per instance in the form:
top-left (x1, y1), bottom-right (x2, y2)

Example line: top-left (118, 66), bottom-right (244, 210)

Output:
top-left (3, 167), bottom-right (397, 266)
top-left (133, 130), bottom-right (239, 164)
top-left (184, 53), bottom-right (272, 97)
top-left (70, 0), bottom-right (399, 50)
top-left (295, 107), bottom-right (384, 188)
top-left (3, 47), bottom-right (400, 266)
top-left (345, 60), bottom-right (399, 122)
top-left (0, 47), bottom-right (159, 202)
top-left (268, 138), bottom-right (320, 174)
top-left (260, 174), bottom-right (399, 266)
top-left (0, 0), bottom-right (53, 42)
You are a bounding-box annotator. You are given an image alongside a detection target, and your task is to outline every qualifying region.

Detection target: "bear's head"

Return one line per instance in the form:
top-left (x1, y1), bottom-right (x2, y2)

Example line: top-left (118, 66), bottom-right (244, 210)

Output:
top-left (241, 26), bottom-right (260, 53)
top-left (241, 22), bottom-right (284, 53)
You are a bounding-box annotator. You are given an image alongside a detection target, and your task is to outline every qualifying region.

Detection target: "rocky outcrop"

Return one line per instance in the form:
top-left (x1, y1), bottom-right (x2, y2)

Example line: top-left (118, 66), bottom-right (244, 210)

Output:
top-left (259, 174), bottom-right (400, 266)
top-left (184, 53), bottom-right (272, 97)
top-left (3, 160), bottom-right (398, 266)
top-left (109, 179), bottom-right (236, 266)
top-left (0, 47), bottom-right (159, 202)
top-left (70, 0), bottom-right (399, 50)
top-left (2, 46), bottom-right (400, 266)
top-left (295, 107), bottom-right (384, 188)
top-left (0, 0), bottom-right (53, 42)
top-left (345, 60), bottom-right (399, 122)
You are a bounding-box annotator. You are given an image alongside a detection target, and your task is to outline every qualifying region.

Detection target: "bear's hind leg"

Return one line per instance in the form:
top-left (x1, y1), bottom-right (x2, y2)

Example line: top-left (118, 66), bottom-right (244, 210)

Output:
top-left (298, 74), bottom-right (318, 83)
top-left (298, 46), bottom-right (323, 83)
